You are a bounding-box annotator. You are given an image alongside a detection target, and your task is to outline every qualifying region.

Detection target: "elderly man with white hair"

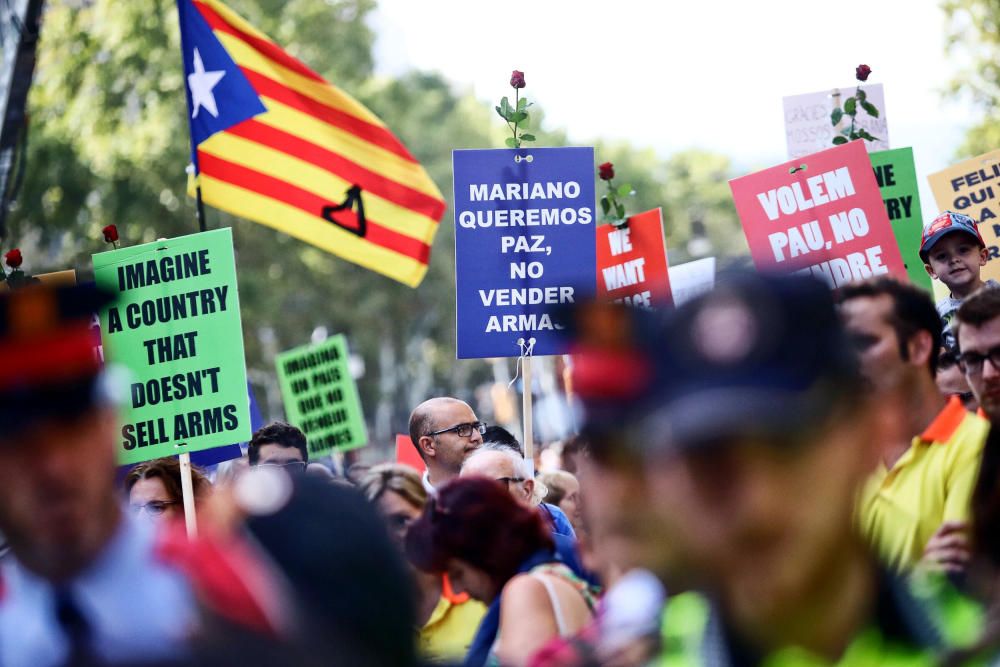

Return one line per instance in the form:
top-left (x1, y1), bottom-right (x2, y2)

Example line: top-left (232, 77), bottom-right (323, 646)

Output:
top-left (461, 441), bottom-right (595, 585)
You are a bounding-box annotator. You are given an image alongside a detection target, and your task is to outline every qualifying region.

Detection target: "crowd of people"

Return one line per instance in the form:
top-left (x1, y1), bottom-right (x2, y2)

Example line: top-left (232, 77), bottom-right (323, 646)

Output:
top-left (6, 209), bottom-right (1000, 665)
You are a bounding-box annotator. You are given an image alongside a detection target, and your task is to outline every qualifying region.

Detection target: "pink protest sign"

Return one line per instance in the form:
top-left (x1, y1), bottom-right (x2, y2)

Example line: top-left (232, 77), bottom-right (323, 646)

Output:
top-left (729, 140), bottom-right (906, 287)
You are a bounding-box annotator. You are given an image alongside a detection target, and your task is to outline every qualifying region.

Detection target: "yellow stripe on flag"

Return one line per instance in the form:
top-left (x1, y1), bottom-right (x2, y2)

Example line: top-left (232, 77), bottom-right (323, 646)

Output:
top-left (198, 173), bottom-right (429, 287)
top-left (254, 98), bottom-right (444, 201)
top-left (199, 132), bottom-right (439, 243)
top-left (215, 32), bottom-right (391, 136)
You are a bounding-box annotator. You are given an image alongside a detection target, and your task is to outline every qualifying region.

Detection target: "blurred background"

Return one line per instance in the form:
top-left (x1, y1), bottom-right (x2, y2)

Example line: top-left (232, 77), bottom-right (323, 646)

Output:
top-left (2, 0), bottom-right (996, 460)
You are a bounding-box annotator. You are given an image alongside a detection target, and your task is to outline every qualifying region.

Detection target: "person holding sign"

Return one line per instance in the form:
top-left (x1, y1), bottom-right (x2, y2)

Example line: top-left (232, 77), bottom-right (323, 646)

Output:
top-left (0, 284), bottom-right (199, 667)
top-left (408, 397), bottom-right (486, 493)
top-left (125, 458), bottom-right (211, 523)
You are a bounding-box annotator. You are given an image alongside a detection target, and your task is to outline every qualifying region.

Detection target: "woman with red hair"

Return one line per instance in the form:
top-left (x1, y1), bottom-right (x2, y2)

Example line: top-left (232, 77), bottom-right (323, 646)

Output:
top-left (406, 477), bottom-right (596, 667)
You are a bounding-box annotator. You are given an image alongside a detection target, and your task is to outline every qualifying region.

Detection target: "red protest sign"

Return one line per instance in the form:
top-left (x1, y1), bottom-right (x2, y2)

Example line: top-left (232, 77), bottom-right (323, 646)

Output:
top-left (729, 141), bottom-right (906, 287)
top-left (396, 433), bottom-right (426, 473)
top-left (596, 208), bottom-right (673, 307)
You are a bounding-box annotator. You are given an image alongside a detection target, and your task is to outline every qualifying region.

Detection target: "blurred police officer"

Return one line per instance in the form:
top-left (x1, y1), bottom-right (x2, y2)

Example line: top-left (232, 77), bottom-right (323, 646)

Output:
top-left (575, 274), bottom-right (984, 665)
top-left (0, 284), bottom-right (198, 666)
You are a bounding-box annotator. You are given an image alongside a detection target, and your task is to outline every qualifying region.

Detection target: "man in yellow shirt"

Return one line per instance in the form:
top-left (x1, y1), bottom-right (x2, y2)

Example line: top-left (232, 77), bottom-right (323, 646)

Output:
top-left (839, 278), bottom-right (988, 572)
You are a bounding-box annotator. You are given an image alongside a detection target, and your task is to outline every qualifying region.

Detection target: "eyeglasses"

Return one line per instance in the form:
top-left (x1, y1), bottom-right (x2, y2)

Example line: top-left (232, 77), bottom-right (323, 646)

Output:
top-left (958, 346), bottom-right (1000, 375)
top-left (495, 476), bottom-right (526, 489)
top-left (131, 500), bottom-right (179, 516)
top-left (258, 460), bottom-right (308, 472)
top-left (426, 421), bottom-right (487, 439)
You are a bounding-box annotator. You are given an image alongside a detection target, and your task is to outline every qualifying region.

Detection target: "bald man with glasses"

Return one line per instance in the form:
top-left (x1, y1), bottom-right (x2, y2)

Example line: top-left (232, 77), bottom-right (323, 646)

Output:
top-left (408, 397), bottom-right (486, 493)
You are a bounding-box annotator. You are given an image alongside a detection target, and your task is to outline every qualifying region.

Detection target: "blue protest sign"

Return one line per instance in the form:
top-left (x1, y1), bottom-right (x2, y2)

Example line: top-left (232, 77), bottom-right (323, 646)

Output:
top-left (453, 147), bottom-right (597, 359)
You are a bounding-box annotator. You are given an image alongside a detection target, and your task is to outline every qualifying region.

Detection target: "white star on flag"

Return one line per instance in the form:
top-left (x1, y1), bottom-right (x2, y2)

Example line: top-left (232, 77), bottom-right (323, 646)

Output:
top-left (187, 48), bottom-right (226, 119)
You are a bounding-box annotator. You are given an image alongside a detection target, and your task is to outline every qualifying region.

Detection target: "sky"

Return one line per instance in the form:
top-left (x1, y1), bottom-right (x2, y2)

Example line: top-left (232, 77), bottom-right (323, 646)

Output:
top-left (369, 0), bottom-right (978, 214)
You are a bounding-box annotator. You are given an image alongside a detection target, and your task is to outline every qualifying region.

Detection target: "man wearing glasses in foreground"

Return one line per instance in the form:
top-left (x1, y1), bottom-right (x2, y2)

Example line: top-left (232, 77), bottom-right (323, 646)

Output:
top-left (248, 421), bottom-right (310, 472)
top-left (408, 397), bottom-right (486, 494)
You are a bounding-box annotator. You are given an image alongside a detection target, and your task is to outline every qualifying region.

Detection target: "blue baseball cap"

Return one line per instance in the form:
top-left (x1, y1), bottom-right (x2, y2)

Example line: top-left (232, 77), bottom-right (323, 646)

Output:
top-left (919, 211), bottom-right (985, 262)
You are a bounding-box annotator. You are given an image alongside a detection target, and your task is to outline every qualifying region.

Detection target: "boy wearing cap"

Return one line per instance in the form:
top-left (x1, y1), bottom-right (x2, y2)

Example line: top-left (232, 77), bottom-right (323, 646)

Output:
top-left (921, 210), bottom-right (998, 344)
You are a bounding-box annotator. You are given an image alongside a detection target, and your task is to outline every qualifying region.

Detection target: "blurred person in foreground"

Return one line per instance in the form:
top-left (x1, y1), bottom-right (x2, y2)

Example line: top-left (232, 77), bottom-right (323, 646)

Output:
top-left (838, 278), bottom-right (987, 573)
top-left (125, 457), bottom-right (211, 524)
top-left (0, 284), bottom-right (199, 666)
top-left (409, 397), bottom-right (486, 493)
top-left (406, 477), bottom-right (596, 667)
top-left (622, 273), bottom-right (983, 663)
top-left (150, 466), bottom-right (423, 667)
top-left (358, 463), bottom-right (485, 662)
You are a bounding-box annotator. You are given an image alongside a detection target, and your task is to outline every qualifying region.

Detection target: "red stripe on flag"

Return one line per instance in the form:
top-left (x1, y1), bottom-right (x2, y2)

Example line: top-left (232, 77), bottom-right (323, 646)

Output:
top-left (199, 151), bottom-right (432, 264)
top-left (242, 68), bottom-right (416, 162)
top-left (227, 120), bottom-right (445, 221)
top-left (193, 0), bottom-right (325, 84)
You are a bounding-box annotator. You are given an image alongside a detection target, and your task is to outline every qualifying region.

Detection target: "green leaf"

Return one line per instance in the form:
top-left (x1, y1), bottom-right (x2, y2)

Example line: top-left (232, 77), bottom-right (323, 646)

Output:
top-left (856, 88), bottom-right (867, 103)
top-left (500, 96), bottom-right (511, 115)
top-left (517, 97), bottom-right (528, 111)
top-left (600, 197), bottom-right (611, 215)
top-left (832, 135), bottom-right (849, 145)
top-left (495, 105), bottom-right (505, 120)
top-left (849, 131), bottom-right (860, 140)
top-left (519, 133), bottom-right (536, 141)
top-left (510, 111), bottom-right (528, 123)
top-left (856, 129), bottom-right (881, 142)
top-left (505, 137), bottom-right (518, 148)
top-left (830, 108), bottom-right (843, 125)
top-left (617, 183), bottom-right (633, 197)
top-left (615, 203), bottom-right (625, 219)
top-left (844, 97), bottom-right (857, 115)
top-left (860, 100), bottom-right (879, 118)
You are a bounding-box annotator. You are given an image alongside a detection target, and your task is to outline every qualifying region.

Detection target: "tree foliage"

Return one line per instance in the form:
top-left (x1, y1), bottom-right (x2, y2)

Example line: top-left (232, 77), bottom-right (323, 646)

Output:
top-left (3, 0), bottom-right (748, 455)
top-left (943, 0), bottom-right (1000, 156)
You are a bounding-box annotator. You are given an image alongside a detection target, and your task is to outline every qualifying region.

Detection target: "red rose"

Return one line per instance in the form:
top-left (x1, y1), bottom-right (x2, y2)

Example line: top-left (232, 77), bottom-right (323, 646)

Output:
top-left (103, 224), bottom-right (119, 243)
top-left (510, 70), bottom-right (526, 89)
top-left (856, 64), bottom-right (872, 82)
top-left (598, 162), bottom-right (615, 181)
top-left (4, 248), bottom-right (22, 268)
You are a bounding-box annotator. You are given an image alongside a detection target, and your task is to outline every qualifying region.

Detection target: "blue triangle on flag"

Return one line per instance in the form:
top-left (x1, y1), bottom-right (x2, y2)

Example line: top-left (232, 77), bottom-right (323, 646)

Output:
top-left (177, 0), bottom-right (266, 162)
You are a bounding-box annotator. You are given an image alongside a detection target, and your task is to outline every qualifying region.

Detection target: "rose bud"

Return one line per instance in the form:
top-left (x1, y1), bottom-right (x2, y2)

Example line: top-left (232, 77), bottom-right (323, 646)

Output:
top-left (103, 224), bottom-right (119, 243)
top-left (856, 64), bottom-right (872, 82)
top-left (510, 70), bottom-right (526, 89)
top-left (4, 248), bottom-right (22, 268)
top-left (598, 162), bottom-right (615, 181)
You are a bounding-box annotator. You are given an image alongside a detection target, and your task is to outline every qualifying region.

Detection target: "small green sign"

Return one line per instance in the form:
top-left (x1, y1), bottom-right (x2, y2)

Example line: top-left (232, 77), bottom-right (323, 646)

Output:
top-left (869, 147), bottom-right (931, 292)
top-left (275, 335), bottom-right (368, 456)
top-left (93, 228), bottom-right (251, 464)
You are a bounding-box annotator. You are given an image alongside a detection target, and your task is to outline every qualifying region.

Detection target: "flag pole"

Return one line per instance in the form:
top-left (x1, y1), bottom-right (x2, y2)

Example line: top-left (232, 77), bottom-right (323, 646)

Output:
top-left (179, 451), bottom-right (199, 538)
top-left (195, 184), bottom-right (207, 232)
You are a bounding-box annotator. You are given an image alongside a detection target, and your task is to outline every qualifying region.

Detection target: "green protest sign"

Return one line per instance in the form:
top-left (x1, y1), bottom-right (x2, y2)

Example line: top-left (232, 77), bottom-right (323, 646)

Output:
top-left (275, 335), bottom-right (367, 457)
top-left (870, 147), bottom-right (930, 292)
top-left (93, 228), bottom-right (251, 465)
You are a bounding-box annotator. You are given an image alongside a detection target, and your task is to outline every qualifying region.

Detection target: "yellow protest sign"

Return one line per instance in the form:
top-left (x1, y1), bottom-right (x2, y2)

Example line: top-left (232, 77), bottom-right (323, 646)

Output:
top-left (928, 150), bottom-right (1000, 281)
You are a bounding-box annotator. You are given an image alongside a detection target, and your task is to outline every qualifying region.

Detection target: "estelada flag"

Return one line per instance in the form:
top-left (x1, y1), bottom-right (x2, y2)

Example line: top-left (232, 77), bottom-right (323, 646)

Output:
top-left (177, 0), bottom-right (446, 287)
